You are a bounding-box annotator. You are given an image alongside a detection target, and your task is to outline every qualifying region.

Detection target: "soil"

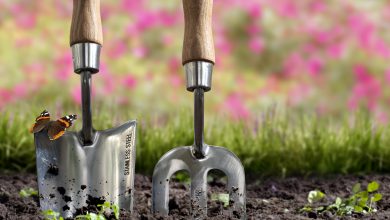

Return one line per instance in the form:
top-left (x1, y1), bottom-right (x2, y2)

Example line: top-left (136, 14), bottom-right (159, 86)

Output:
top-left (0, 173), bottom-right (389, 219)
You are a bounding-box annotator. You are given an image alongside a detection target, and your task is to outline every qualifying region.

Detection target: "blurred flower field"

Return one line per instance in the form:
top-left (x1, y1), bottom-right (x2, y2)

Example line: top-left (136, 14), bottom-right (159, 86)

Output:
top-left (1, 0), bottom-right (390, 175)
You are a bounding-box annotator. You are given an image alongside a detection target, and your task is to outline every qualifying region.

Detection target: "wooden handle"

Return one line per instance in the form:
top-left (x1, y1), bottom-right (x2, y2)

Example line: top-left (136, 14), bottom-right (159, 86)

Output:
top-left (182, 0), bottom-right (215, 65)
top-left (70, 0), bottom-right (103, 46)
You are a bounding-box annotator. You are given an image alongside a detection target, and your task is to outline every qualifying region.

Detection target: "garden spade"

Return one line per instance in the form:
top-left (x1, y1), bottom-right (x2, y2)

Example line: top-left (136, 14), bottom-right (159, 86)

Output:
top-left (152, 0), bottom-right (246, 219)
top-left (34, 0), bottom-right (136, 218)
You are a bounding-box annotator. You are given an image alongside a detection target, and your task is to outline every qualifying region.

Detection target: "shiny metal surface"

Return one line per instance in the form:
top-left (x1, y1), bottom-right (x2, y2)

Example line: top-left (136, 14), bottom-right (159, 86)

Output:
top-left (71, 43), bottom-right (101, 74)
top-left (35, 120), bottom-right (136, 219)
top-left (35, 42), bottom-right (137, 218)
top-left (185, 61), bottom-right (213, 92)
top-left (152, 146), bottom-right (246, 219)
top-left (152, 62), bottom-right (246, 219)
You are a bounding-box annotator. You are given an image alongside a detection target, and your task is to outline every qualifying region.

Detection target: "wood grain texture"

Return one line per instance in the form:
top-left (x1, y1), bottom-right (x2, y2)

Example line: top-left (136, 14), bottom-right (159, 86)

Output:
top-left (182, 0), bottom-right (215, 65)
top-left (70, 0), bottom-right (103, 46)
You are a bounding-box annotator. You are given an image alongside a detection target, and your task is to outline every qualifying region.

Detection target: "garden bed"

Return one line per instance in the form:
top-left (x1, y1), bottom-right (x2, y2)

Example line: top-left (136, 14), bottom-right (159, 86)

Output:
top-left (0, 173), bottom-right (389, 219)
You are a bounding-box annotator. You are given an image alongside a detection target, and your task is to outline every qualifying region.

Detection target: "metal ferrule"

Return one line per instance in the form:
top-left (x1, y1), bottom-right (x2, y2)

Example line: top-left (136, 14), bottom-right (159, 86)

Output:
top-left (71, 43), bottom-right (101, 74)
top-left (184, 61), bottom-right (213, 92)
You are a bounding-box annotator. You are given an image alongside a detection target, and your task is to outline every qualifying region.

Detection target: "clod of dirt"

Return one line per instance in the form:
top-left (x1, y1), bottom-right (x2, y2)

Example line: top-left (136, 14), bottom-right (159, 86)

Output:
top-left (62, 205), bottom-right (70, 211)
top-left (74, 195), bottom-right (107, 217)
top-left (86, 195), bottom-right (106, 207)
top-left (46, 164), bottom-right (59, 176)
top-left (63, 195), bottom-right (72, 203)
top-left (0, 192), bottom-right (9, 203)
top-left (168, 198), bottom-right (179, 211)
top-left (57, 187), bottom-right (66, 195)
top-left (307, 211), bottom-right (317, 219)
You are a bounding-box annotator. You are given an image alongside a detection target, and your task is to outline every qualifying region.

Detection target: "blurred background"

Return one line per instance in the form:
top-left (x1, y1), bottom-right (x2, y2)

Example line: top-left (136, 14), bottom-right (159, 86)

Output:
top-left (1, 0), bottom-right (389, 122)
top-left (1, 0), bottom-right (390, 175)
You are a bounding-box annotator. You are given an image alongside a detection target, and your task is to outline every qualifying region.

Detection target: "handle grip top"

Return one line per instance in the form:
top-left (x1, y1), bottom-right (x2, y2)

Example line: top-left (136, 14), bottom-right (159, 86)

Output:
top-left (70, 0), bottom-right (103, 46)
top-left (182, 0), bottom-right (215, 65)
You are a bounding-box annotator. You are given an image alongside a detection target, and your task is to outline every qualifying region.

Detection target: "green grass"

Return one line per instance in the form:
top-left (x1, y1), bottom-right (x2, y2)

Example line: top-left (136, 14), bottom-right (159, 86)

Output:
top-left (1, 106), bottom-right (390, 177)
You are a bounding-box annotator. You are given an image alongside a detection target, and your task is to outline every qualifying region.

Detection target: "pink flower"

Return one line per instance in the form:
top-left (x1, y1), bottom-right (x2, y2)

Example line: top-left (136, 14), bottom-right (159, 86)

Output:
top-left (274, 1), bottom-right (298, 18)
top-left (259, 76), bottom-right (280, 95)
top-left (132, 47), bottom-right (148, 58)
top-left (101, 4), bottom-right (112, 19)
top-left (311, 29), bottom-right (333, 45)
top-left (11, 5), bottom-right (36, 29)
top-left (55, 54), bottom-right (73, 81)
top-left (135, 11), bottom-right (159, 31)
top-left (348, 14), bottom-right (375, 51)
top-left (0, 88), bottom-right (13, 109)
top-left (159, 11), bottom-right (180, 27)
top-left (109, 41), bottom-right (127, 58)
top-left (215, 27), bottom-right (232, 54)
top-left (306, 57), bottom-right (323, 76)
top-left (169, 75), bottom-right (182, 87)
top-left (373, 38), bottom-right (390, 58)
top-left (54, 1), bottom-right (71, 17)
top-left (15, 38), bottom-right (32, 47)
top-left (348, 65), bottom-right (381, 111)
top-left (121, 0), bottom-right (144, 12)
top-left (123, 75), bottom-right (137, 89)
top-left (12, 83), bottom-right (28, 98)
top-left (71, 86), bottom-right (82, 105)
top-left (376, 111), bottom-right (388, 124)
top-left (223, 93), bottom-right (250, 120)
top-left (283, 53), bottom-right (305, 77)
top-left (247, 24), bottom-right (261, 36)
top-left (103, 77), bottom-right (115, 94)
top-left (126, 25), bottom-right (140, 38)
top-left (71, 84), bottom-right (96, 105)
top-left (0, 88), bottom-right (12, 103)
top-left (162, 35), bottom-right (173, 45)
top-left (287, 84), bottom-right (311, 106)
top-left (99, 64), bottom-right (115, 94)
top-left (169, 57), bottom-right (180, 70)
top-left (248, 37), bottom-right (264, 54)
top-left (247, 5), bottom-right (261, 19)
top-left (327, 43), bottom-right (345, 58)
top-left (24, 62), bottom-right (44, 73)
top-left (309, 1), bottom-right (326, 13)
top-left (354, 65), bottom-right (372, 82)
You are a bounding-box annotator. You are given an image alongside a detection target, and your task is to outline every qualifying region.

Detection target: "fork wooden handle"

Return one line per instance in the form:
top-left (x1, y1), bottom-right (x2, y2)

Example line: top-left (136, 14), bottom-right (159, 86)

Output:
top-left (182, 0), bottom-right (215, 65)
top-left (70, 0), bottom-right (103, 46)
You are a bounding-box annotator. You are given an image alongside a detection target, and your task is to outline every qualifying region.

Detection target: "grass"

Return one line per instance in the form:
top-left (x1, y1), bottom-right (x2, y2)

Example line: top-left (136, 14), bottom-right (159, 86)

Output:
top-left (1, 105), bottom-right (390, 177)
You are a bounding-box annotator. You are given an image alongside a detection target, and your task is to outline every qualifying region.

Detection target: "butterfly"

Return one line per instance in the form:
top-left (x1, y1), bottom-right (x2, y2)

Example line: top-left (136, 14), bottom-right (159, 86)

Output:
top-left (30, 110), bottom-right (77, 140)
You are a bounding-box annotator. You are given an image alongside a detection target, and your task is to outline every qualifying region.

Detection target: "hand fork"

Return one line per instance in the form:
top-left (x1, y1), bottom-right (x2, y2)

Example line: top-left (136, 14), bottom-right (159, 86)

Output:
top-left (152, 0), bottom-right (246, 219)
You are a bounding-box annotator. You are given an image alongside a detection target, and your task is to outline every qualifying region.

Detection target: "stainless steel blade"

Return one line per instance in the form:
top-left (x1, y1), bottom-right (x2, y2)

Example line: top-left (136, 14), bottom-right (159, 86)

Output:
top-left (35, 120), bottom-right (136, 219)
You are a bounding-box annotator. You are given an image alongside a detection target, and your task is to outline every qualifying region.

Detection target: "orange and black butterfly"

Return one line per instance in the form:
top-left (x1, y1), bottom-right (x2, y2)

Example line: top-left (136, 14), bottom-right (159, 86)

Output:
top-left (30, 110), bottom-right (77, 140)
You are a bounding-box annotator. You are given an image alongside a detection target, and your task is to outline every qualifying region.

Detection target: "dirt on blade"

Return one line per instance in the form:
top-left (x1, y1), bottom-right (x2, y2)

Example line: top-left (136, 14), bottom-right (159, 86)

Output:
top-left (0, 173), bottom-right (390, 219)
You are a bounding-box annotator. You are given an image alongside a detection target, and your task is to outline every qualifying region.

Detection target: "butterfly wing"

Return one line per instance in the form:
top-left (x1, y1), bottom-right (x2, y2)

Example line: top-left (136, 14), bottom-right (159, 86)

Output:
top-left (48, 115), bottom-right (77, 140)
top-left (30, 110), bottom-right (51, 133)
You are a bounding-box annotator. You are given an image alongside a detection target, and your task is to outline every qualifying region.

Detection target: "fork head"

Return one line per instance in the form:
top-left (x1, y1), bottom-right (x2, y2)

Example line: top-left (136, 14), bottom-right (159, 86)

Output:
top-left (152, 145), bottom-right (246, 219)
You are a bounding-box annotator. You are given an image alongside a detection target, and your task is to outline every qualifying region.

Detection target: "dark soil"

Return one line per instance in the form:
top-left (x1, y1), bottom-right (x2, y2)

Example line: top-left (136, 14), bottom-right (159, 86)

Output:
top-left (0, 173), bottom-right (389, 219)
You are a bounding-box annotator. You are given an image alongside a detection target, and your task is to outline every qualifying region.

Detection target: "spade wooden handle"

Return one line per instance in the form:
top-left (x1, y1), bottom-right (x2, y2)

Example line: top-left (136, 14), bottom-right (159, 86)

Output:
top-left (182, 0), bottom-right (215, 65)
top-left (70, 0), bottom-right (103, 46)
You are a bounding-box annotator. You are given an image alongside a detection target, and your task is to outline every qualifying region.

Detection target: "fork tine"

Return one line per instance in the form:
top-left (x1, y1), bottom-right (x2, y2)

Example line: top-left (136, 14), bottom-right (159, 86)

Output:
top-left (152, 147), bottom-right (190, 215)
top-left (190, 170), bottom-right (208, 219)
